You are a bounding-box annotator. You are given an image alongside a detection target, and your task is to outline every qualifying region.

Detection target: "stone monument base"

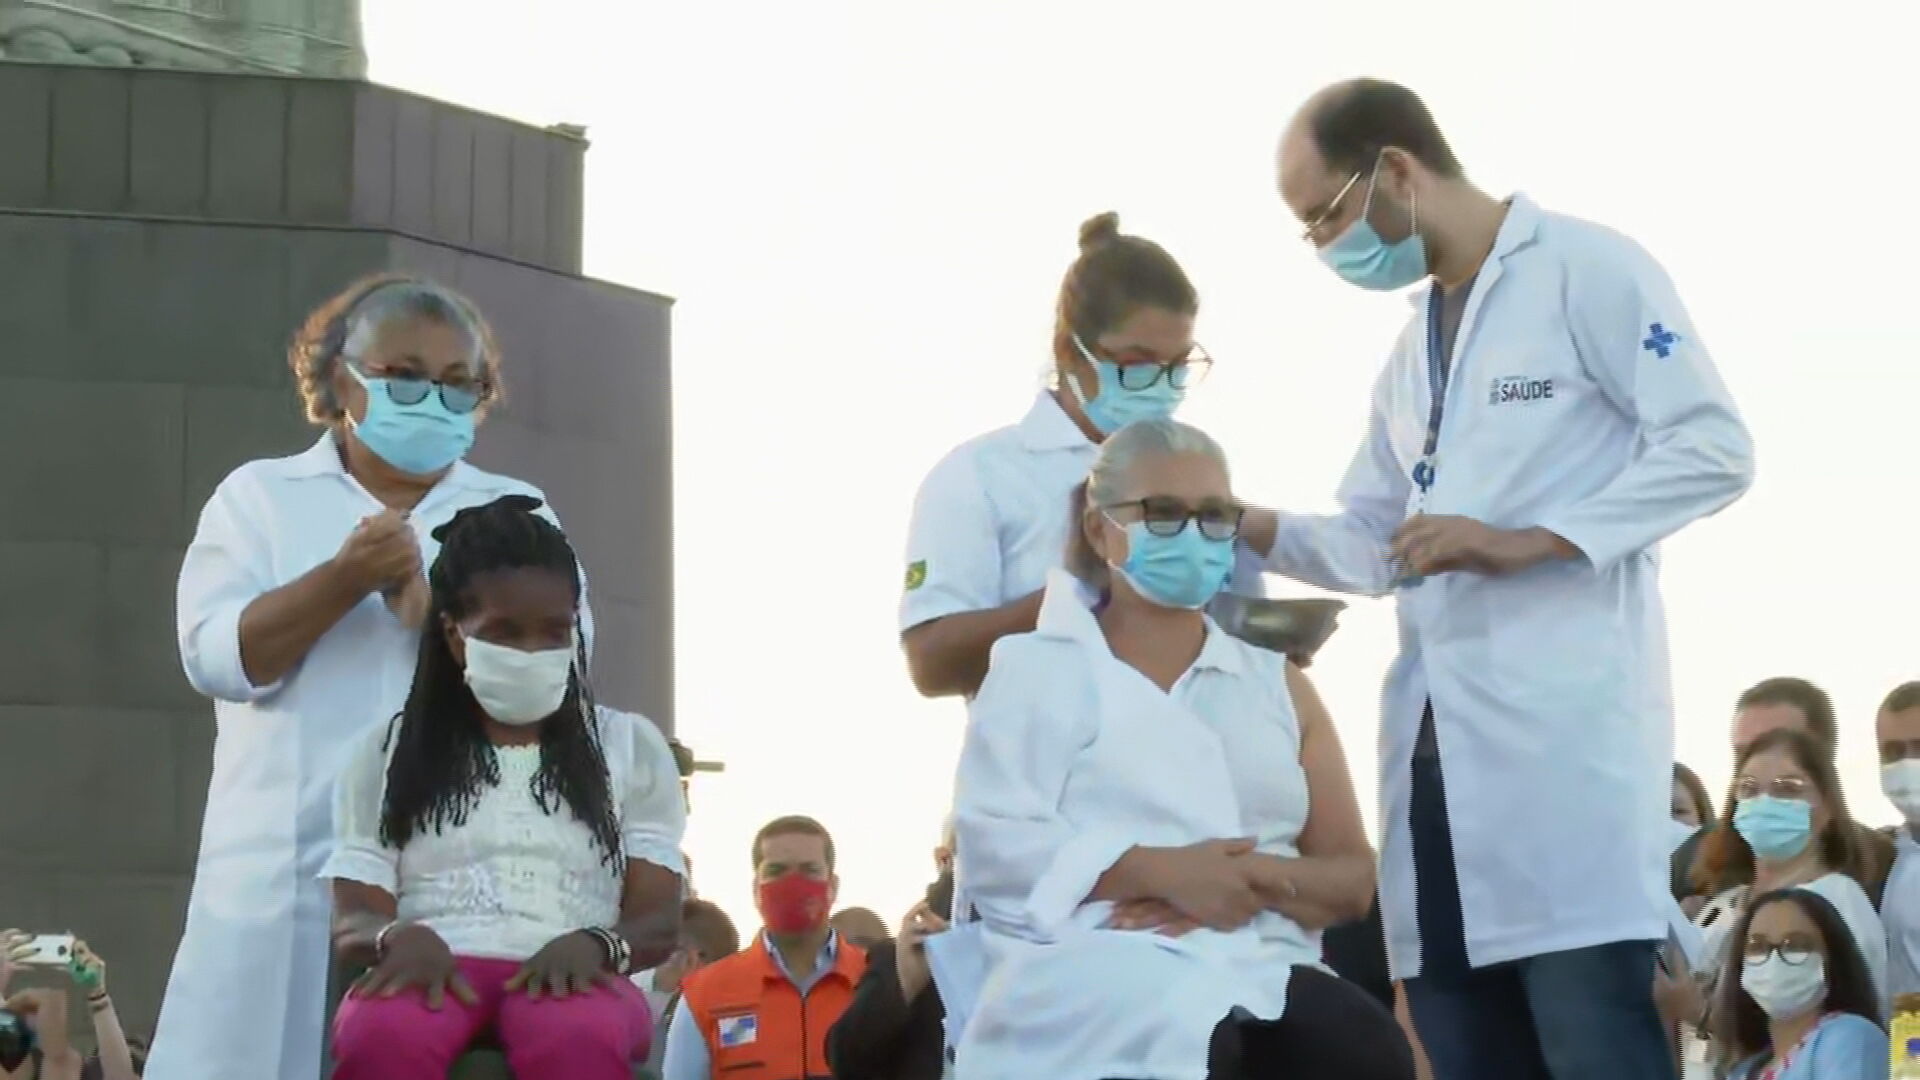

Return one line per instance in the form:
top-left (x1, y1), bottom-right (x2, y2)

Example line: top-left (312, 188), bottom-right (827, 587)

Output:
top-left (0, 60), bottom-right (674, 1042)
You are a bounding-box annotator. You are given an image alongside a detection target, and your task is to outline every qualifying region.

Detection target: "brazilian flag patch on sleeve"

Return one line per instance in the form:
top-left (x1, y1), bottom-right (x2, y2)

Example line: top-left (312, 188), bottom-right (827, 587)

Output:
top-left (904, 560), bottom-right (927, 591)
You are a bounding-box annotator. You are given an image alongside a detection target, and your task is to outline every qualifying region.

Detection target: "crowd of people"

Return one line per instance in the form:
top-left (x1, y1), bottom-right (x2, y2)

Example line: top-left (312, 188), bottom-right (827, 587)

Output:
top-left (2, 75), bottom-right (1905, 1080)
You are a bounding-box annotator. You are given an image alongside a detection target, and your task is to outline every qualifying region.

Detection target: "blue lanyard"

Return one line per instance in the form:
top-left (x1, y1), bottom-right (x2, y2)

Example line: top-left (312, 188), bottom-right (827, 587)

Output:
top-left (1413, 284), bottom-right (1447, 492)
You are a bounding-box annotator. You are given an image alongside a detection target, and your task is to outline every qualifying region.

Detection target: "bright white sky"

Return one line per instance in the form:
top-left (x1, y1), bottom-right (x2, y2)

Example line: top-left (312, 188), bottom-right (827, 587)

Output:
top-left (365, 1), bottom-right (1918, 937)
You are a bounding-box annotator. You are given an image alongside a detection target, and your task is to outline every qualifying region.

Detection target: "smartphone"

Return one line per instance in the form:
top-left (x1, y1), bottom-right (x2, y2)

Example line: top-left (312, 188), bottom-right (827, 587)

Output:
top-left (16, 933), bottom-right (74, 968)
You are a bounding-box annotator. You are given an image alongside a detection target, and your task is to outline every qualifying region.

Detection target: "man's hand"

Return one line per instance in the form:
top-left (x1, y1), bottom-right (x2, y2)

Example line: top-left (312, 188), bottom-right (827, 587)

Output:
top-left (1390, 517), bottom-right (1574, 579)
top-left (506, 931), bottom-right (613, 1001)
top-left (894, 902), bottom-right (948, 1001)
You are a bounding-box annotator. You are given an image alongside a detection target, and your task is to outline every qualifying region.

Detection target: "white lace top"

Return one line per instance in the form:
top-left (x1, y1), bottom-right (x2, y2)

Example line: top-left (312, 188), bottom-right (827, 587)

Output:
top-left (322, 705), bottom-right (687, 961)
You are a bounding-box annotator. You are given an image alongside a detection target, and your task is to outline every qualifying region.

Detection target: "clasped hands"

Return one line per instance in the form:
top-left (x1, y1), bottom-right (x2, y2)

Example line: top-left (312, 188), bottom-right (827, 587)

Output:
top-left (1102, 839), bottom-right (1286, 938)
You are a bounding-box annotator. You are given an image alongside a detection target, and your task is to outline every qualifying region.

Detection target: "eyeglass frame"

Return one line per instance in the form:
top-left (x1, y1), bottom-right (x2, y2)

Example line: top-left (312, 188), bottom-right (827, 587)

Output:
top-left (1741, 937), bottom-right (1822, 967)
top-left (347, 359), bottom-right (486, 416)
top-left (1300, 166), bottom-right (1367, 246)
top-left (1070, 333), bottom-right (1214, 392)
top-left (1101, 497), bottom-right (1246, 541)
top-left (1732, 774), bottom-right (1815, 801)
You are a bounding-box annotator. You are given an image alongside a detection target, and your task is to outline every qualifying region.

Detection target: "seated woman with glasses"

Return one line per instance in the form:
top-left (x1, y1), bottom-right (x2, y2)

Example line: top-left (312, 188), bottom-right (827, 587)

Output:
top-left (1712, 888), bottom-right (1887, 1078)
top-left (949, 418), bottom-right (1414, 1080)
top-left (1663, 728), bottom-right (1887, 1074)
top-left (898, 212), bottom-right (1274, 703)
top-left (325, 496), bottom-right (684, 1080)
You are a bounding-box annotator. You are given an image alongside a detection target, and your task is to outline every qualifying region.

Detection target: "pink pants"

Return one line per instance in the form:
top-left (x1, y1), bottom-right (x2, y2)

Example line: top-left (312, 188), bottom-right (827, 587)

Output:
top-left (332, 955), bottom-right (652, 1080)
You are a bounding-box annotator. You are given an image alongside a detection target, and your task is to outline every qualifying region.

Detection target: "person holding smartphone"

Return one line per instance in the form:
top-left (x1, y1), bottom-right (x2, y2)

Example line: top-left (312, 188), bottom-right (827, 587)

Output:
top-left (2, 931), bottom-right (139, 1080)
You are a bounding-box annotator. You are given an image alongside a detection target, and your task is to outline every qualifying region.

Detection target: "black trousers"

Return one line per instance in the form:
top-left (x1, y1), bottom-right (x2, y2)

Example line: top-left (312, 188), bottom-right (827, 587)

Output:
top-left (1103, 965), bottom-right (1414, 1078)
top-left (1203, 966), bottom-right (1417, 1080)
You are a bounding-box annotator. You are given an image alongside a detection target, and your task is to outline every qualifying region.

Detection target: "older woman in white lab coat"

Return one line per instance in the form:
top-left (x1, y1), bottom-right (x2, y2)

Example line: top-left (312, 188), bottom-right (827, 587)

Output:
top-left (899, 212), bottom-right (1268, 701)
top-left (147, 276), bottom-right (583, 1080)
top-left (950, 418), bottom-right (1413, 1080)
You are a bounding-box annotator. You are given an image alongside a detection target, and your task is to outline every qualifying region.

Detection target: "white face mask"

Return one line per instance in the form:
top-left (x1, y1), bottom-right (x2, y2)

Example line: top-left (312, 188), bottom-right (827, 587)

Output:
top-left (1669, 817), bottom-right (1701, 855)
top-left (461, 635), bottom-right (573, 725)
top-left (1741, 953), bottom-right (1826, 1020)
top-left (1884, 760), bottom-right (1920, 823)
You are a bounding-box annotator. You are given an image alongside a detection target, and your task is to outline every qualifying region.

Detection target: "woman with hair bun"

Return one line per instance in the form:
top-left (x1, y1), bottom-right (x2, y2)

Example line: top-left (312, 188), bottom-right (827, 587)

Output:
top-left (899, 212), bottom-right (1265, 701)
top-left (151, 275), bottom-right (586, 1080)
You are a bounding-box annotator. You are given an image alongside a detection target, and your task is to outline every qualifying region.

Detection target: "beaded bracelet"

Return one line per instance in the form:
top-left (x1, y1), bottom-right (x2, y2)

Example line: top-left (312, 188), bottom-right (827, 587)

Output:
top-left (583, 927), bottom-right (632, 974)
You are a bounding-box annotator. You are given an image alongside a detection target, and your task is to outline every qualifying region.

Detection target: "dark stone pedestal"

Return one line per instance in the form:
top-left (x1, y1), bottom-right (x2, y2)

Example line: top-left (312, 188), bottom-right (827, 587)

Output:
top-left (0, 61), bottom-right (674, 1043)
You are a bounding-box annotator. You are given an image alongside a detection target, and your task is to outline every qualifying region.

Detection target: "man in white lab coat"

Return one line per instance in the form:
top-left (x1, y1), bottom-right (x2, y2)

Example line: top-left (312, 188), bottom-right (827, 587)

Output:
top-left (1249, 79), bottom-right (1754, 1080)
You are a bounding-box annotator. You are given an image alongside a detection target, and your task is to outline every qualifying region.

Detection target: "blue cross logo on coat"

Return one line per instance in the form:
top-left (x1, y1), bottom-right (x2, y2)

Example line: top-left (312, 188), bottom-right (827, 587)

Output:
top-left (1642, 323), bottom-right (1681, 358)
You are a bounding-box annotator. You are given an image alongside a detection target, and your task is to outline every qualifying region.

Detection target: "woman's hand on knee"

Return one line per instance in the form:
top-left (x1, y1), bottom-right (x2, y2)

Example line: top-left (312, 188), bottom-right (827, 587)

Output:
top-left (506, 931), bottom-right (617, 1001)
top-left (353, 924), bottom-right (478, 1011)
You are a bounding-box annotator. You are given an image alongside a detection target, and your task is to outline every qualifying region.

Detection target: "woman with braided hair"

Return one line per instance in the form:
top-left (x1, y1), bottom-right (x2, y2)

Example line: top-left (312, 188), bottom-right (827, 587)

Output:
top-left (326, 495), bottom-right (685, 1079)
top-left (154, 276), bottom-right (584, 1080)
top-left (899, 211), bottom-right (1268, 702)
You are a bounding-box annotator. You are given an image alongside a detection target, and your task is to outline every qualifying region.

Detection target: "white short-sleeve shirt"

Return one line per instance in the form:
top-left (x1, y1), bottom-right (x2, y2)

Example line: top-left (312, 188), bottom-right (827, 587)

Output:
top-left (900, 392), bottom-right (1264, 632)
top-left (323, 704), bottom-right (687, 961)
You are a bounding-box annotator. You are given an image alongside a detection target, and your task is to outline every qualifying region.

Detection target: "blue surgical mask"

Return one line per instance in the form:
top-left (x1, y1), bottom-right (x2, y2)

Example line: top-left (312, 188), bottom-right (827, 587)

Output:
top-left (1317, 162), bottom-right (1428, 292)
top-left (1065, 350), bottom-right (1185, 435)
top-left (1111, 521), bottom-right (1234, 610)
top-left (344, 364), bottom-right (476, 475)
top-left (1733, 796), bottom-right (1815, 860)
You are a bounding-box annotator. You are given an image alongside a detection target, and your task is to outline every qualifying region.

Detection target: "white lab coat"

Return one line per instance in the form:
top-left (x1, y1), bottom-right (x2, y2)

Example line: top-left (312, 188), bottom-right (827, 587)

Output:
top-left (900, 391), bottom-right (1264, 634)
top-left (950, 570), bottom-right (1321, 1080)
top-left (148, 432), bottom-right (586, 1080)
top-left (1264, 195), bottom-right (1753, 978)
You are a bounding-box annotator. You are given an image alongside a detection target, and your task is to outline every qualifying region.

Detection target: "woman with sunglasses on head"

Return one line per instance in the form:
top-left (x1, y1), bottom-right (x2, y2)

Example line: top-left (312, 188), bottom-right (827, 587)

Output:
top-left (899, 213), bottom-right (1272, 702)
top-left (1712, 889), bottom-right (1886, 1079)
top-left (949, 418), bottom-right (1412, 1080)
top-left (152, 276), bottom-right (586, 1080)
top-left (1662, 729), bottom-right (1887, 1075)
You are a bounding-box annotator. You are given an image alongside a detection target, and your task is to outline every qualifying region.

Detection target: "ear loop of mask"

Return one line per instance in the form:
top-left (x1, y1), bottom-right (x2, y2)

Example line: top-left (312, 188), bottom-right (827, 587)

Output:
top-left (1061, 333), bottom-right (1101, 411)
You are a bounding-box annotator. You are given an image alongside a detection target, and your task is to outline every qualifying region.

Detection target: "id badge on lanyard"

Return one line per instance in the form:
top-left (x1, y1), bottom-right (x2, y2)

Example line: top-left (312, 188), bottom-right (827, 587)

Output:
top-left (1397, 286), bottom-right (1448, 589)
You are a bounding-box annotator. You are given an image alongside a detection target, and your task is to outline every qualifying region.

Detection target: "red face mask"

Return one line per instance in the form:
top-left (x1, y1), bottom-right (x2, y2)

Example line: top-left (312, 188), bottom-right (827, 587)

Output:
top-left (756, 872), bottom-right (831, 935)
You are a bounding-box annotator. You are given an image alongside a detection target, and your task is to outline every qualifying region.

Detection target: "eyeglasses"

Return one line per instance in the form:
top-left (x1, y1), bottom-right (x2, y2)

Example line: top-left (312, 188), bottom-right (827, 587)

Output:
top-left (1072, 335), bottom-right (1214, 391)
top-left (351, 362), bottom-right (484, 415)
top-left (1105, 497), bottom-right (1244, 541)
top-left (1733, 775), bottom-right (1813, 801)
top-left (1743, 937), bottom-right (1820, 966)
top-left (1301, 167), bottom-right (1366, 245)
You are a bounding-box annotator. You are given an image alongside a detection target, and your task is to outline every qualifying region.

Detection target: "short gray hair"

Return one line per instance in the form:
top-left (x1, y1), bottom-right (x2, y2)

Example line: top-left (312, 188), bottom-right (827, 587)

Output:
top-left (1064, 418), bottom-right (1231, 589)
top-left (287, 275), bottom-right (499, 425)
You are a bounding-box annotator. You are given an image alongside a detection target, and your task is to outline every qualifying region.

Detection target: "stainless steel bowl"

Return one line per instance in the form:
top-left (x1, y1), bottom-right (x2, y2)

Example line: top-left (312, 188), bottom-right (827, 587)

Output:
top-left (1207, 593), bottom-right (1348, 665)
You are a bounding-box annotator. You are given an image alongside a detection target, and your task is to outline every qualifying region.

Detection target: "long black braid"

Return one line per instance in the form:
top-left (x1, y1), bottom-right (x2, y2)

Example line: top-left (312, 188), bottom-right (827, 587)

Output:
top-left (377, 494), bottom-right (623, 873)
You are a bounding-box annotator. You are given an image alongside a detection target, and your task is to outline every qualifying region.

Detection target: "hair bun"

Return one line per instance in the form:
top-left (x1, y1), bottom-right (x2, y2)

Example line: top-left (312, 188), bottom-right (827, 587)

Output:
top-left (1077, 212), bottom-right (1123, 253)
top-left (431, 493), bottom-right (545, 542)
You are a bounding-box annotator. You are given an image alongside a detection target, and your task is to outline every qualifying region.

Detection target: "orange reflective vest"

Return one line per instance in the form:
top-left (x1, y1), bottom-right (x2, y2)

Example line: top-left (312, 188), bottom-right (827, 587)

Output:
top-left (680, 934), bottom-right (867, 1080)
